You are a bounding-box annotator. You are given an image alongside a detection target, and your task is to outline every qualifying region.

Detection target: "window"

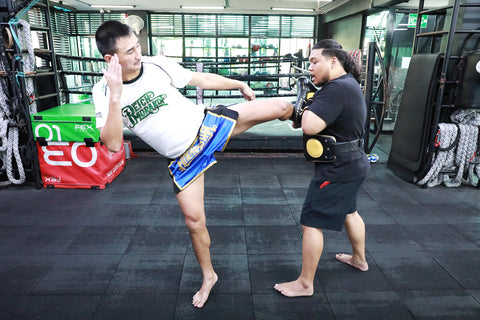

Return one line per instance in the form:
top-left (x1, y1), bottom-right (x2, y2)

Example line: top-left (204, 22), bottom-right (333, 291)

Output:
top-left (149, 13), bottom-right (316, 61)
top-left (281, 16), bottom-right (315, 38)
top-left (150, 14), bottom-right (183, 35)
top-left (218, 15), bottom-right (249, 36)
top-left (184, 14), bottom-right (216, 36)
top-left (152, 37), bottom-right (183, 59)
top-left (280, 38), bottom-right (313, 57)
top-left (251, 15), bottom-right (280, 37)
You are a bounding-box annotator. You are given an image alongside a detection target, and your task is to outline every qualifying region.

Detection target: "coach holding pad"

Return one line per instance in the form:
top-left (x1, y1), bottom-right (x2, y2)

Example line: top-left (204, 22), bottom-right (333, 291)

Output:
top-left (275, 39), bottom-right (370, 297)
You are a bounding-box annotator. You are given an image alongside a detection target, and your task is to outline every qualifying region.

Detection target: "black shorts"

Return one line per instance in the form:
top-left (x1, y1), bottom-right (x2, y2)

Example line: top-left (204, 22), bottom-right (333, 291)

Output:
top-left (300, 177), bottom-right (364, 231)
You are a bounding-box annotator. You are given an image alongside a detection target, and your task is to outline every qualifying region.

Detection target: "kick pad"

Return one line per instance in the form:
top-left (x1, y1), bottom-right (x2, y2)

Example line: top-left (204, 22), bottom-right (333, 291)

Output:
top-left (387, 53), bottom-right (443, 182)
top-left (303, 135), bottom-right (336, 162)
top-left (305, 138), bottom-right (324, 158)
top-left (457, 51), bottom-right (480, 108)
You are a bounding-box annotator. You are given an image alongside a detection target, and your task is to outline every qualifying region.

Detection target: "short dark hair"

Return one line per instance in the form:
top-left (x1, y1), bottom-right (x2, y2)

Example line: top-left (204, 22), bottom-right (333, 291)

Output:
top-left (95, 20), bottom-right (133, 57)
top-left (313, 39), bottom-right (362, 83)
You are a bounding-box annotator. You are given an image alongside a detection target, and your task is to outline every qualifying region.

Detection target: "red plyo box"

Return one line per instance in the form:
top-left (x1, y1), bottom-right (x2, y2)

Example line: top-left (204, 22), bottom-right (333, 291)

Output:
top-left (36, 141), bottom-right (126, 189)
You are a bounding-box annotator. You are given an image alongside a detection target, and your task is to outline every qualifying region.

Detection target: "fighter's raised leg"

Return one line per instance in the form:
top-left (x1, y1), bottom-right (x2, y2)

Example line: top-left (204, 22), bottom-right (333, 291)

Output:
top-left (228, 98), bottom-right (293, 136)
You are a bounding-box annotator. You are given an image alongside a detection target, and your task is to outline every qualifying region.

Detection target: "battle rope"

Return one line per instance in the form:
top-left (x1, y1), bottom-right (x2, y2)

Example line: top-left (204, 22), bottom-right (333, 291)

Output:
top-left (16, 19), bottom-right (37, 114)
top-left (417, 109), bottom-right (480, 188)
top-left (8, 19), bottom-right (37, 114)
top-left (417, 123), bottom-right (459, 187)
top-left (0, 37), bottom-right (14, 186)
top-left (1, 124), bottom-right (26, 186)
top-left (443, 124), bottom-right (478, 187)
top-left (453, 109), bottom-right (480, 187)
top-left (0, 109), bottom-right (26, 186)
top-left (0, 19), bottom-right (36, 185)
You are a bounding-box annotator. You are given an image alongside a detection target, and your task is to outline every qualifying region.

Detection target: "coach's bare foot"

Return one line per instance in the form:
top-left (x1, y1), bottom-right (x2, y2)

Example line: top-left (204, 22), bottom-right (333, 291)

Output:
top-left (192, 273), bottom-right (218, 308)
top-left (335, 253), bottom-right (368, 272)
top-left (274, 279), bottom-right (314, 297)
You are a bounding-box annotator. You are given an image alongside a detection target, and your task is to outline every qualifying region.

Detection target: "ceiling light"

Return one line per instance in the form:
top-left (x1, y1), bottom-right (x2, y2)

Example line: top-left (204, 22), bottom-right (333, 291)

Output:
top-left (90, 5), bottom-right (136, 9)
top-left (271, 7), bottom-right (315, 12)
top-left (180, 6), bottom-right (225, 10)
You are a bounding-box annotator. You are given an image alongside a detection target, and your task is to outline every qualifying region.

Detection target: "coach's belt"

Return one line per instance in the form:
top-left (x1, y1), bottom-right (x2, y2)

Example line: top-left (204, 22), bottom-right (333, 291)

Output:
top-left (303, 135), bottom-right (363, 162)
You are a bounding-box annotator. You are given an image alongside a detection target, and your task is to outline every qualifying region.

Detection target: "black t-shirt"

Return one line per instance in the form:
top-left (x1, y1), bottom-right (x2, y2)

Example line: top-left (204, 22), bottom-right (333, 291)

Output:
top-left (307, 73), bottom-right (370, 182)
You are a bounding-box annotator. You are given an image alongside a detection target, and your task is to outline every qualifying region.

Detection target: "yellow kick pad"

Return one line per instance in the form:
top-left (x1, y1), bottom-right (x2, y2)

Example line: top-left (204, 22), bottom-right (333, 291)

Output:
top-left (306, 138), bottom-right (324, 158)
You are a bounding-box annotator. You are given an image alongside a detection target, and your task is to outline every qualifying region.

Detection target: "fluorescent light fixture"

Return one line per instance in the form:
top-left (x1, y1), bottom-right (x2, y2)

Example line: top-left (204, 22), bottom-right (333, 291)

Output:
top-left (271, 7), bottom-right (315, 12)
top-left (180, 6), bottom-right (225, 10)
top-left (90, 5), bottom-right (136, 9)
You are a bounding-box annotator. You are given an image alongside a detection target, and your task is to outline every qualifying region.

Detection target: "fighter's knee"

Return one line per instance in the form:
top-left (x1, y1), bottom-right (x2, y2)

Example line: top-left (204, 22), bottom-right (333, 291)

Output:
top-left (278, 99), bottom-right (291, 109)
top-left (184, 216), bottom-right (206, 232)
top-left (283, 101), bottom-right (294, 113)
top-left (346, 211), bottom-right (362, 222)
top-left (274, 99), bottom-right (293, 119)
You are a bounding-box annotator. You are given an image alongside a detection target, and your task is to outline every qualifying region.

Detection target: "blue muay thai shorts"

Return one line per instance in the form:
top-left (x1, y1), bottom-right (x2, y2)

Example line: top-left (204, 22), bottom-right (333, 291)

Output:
top-left (168, 105), bottom-right (238, 192)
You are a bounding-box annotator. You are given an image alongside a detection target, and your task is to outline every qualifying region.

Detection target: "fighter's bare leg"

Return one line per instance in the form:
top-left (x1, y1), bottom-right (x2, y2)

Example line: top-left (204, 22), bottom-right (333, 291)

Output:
top-left (274, 226), bottom-right (323, 297)
top-left (176, 174), bottom-right (218, 308)
top-left (228, 98), bottom-right (293, 136)
top-left (336, 211), bottom-right (368, 272)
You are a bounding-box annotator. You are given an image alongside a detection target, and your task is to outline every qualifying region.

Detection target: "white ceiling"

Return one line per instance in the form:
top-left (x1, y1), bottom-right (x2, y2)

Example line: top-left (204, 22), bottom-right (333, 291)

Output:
top-left (53, 0), bottom-right (345, 15)
top-left (50, 0), bottom-right (448, 16)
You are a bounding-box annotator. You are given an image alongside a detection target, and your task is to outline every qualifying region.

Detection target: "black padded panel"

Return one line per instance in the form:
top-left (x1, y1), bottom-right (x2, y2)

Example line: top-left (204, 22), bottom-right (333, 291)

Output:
top-left (388, 53), bottom-right (443, 181)
top-left (458, 51), bottom-right (480, 108)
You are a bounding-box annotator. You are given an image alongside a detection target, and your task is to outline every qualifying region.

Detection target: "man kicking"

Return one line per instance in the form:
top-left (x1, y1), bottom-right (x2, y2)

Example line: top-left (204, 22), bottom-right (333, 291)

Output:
top-left (93, 20), bottom-right (294, 308)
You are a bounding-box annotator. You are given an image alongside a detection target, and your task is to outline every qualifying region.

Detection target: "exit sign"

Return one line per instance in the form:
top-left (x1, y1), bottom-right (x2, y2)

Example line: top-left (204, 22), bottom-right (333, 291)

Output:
top-left (408, 13), bottom-right (428, 28)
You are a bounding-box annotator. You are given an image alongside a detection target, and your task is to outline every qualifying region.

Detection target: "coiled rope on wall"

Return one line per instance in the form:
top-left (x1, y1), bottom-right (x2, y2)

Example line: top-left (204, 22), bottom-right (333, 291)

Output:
top-left (0, 81), bottom-right (26, 186)
top-left (417, 109), bottom-right (480, 188)
top-left (0, 19), bottom-right (37, 186)
top-left (417, 123), bottom-right (459, 187)
top-left (16, 19), bottom-right (37, 115)
top-left (0, 113), bottom-right (25, 186)
top-left (0, 0), bottom-right (42, 186)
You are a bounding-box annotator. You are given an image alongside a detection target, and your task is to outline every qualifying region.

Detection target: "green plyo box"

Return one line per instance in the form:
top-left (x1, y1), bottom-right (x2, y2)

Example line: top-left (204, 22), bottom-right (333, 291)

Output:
top-left (31, 103), bottom-right (100, 144)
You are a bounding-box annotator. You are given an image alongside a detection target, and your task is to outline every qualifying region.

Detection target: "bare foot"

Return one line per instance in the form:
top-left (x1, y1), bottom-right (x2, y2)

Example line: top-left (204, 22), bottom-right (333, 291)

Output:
top-left (274, 279), bottom-right (314, 297)
top-left (335, 253), bottom-right (368, 272)
top-left (192, 273), bottom-right (218, 308)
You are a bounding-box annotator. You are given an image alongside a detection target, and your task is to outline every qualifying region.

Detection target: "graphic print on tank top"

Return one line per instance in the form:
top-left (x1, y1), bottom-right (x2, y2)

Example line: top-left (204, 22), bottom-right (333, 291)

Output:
top-left (121, 91), bottom-right (168, 128)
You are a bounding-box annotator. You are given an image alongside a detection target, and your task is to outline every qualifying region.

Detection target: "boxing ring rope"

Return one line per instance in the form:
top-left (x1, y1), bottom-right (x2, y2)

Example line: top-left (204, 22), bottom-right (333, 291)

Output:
top-left (56, 54), bottom-right (310, 103)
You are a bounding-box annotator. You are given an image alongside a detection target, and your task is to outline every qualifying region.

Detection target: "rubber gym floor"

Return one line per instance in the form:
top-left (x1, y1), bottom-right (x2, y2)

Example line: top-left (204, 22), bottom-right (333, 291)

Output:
top-left (1, 130), bottom-right (480, 319)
